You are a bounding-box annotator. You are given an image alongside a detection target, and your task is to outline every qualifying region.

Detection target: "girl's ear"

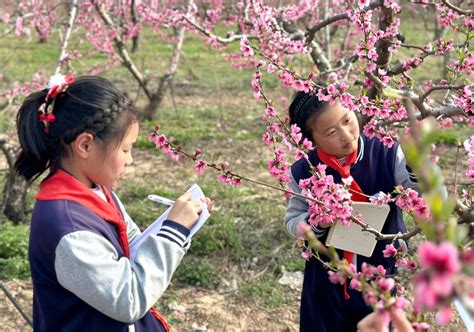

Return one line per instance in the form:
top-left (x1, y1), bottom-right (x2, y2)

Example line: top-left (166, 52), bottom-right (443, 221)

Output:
top-left (72, 132), bottom-right (95, 158)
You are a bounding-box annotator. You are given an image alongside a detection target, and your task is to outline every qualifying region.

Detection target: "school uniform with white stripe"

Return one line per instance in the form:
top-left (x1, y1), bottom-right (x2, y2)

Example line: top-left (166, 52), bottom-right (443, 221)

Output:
top-left (285, 134), bottom-right (416, 332)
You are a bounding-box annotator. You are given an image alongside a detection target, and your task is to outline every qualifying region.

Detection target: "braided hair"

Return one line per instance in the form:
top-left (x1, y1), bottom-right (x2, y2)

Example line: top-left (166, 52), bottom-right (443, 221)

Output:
top-left (288, 91), bottom-right (329, 142)
top-left (15, 76), bottom-right (139, 181)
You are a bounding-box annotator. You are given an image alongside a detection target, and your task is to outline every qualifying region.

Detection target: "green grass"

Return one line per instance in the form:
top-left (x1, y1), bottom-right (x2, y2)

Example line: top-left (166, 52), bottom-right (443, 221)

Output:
top-left (0, 221), bottom-right (30, 279)
top-left (0, 24), bottom-right (253, 92)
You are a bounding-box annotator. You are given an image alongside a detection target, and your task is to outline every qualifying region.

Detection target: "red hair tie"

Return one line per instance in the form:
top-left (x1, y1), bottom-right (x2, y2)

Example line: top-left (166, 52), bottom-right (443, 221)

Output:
top-left (38, 74), bottom-right (75, 133)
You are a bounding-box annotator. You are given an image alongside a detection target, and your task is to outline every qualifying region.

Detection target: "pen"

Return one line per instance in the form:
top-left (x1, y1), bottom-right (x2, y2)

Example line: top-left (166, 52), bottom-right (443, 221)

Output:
top-left (147, 194), bottom-right (175, 206)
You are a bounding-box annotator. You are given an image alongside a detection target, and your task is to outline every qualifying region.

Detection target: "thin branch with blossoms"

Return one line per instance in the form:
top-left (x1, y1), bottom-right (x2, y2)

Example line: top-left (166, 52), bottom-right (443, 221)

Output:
top-left (305, 1), bottom-right (383, 45)
top-left (182, 14), bottom-right (259, 44)
top-left (149, 121), bottom-right (425, 243)
top-left (441, 0), bottom-right (474, 17)
top-left (419, 84), bottom-right (465, 103)
top-left (299, 224), bottom-right (428, 330)
top-left (364, 71), bottom-right (465, 119)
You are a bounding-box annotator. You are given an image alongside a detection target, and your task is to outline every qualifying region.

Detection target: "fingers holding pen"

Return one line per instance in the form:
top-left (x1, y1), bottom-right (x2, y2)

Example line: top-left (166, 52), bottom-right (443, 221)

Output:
top-left (168, 192), bottom-right (201, 229)
top-left (203, 197), bottom-right (214, 212)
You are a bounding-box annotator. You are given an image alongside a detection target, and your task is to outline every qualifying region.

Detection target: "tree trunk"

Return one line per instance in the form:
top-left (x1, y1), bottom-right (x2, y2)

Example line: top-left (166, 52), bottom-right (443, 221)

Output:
top-left (142, 76), bottom-right (168, 121)
top-left (0, 136), bottom-right (30, 224)
top-left (131, 0), bottom-right (140, 53)
top-left (2, 171), bottom-right (29, 224)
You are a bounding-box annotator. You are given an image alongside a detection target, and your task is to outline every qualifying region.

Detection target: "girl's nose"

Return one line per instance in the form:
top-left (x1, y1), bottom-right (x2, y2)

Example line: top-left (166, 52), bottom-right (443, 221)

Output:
top-left (341, 128), bottom-right (352, 142)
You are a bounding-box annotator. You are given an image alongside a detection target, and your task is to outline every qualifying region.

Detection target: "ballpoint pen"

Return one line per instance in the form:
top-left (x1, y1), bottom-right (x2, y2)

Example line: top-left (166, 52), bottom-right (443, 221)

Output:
top-left (147, 194), bottom-right (175, 206)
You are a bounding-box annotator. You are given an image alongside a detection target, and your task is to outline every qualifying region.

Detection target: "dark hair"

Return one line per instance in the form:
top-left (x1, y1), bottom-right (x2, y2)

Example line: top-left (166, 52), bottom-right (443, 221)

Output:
top-left (288, 91), bottom-right (329, 141)
top-left (15, 76), bottom-right (139, 181)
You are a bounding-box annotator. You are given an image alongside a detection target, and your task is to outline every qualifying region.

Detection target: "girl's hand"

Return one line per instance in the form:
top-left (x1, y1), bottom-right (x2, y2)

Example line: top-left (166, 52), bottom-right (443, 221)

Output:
top-left (357, 310), bottom-right (414, 332)
top-left (203, 197), bottom-right (215, 212)
top-left (317, 221), bottom-right (333, 229)
top-left (167, 192), bottom-right (202, 229)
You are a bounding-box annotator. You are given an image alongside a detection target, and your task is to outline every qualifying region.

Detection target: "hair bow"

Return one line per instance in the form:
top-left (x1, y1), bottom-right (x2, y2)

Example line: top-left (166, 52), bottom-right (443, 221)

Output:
top-left (38, 74), bottom-right (75, 134)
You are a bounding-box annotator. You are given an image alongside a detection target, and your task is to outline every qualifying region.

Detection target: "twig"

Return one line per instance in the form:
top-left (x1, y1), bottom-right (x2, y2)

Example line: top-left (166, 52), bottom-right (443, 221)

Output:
top-left (54, 0), bottom-right (78, 74)
top-left (441, 0), bottom-right (474, 17)
top-left (0, 283), bottom-right (33, 328)
top-left (305, 1), bottom-right (382, 44)
top-left (183, 15), bottom-right (258, 44)
top-left (419, 84), bottom-right (464, 103)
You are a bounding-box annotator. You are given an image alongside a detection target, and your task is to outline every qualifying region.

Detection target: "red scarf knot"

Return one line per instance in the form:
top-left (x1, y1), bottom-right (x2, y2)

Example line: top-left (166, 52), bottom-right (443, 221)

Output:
top-left (316, 147), bottom-right (368, 299)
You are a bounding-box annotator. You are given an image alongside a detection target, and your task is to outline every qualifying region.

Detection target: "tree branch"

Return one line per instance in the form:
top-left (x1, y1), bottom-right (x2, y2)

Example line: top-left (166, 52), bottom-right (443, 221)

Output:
top-left (441, 0), bottom-right (474, 17)
top-left (305, 1), bottom-right (383, 44)
top-left (419, 84), bottom-right (464, 103)
top-left (182, 15), bottom-right (258, 43)
top-left (0, 135), bottom-right (16, 170)
top-left (92, 1), bottom-right (152, 100)
top-left (54, 0), bottom-right (78, 75)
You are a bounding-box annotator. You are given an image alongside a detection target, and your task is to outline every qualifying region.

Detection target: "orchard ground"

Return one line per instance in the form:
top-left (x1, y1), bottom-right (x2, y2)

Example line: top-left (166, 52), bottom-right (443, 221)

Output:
top-left (0, 90), bottom-right (469, 331)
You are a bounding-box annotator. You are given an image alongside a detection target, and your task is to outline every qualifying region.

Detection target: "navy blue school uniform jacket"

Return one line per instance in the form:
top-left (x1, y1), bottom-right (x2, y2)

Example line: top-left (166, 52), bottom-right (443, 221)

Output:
top-left (29, 169), bottom-right (190, 331)
top-left (284, 135), bottom-right (417, 332)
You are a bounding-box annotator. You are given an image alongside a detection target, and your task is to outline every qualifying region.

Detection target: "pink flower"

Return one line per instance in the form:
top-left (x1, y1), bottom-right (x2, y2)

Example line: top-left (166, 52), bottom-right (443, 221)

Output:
top-left (327, 84), bottom-right (338, 95)
top-left (418, 242), bottom-right (461, 274)
top-left (264, 106), bottom-right (277, 118)
top-left (294, 149), bottom-right (307, 161)
top-left (376, 277), bottom-right (395, 292)
top-left (350, 278), bottom-right (361, 289)
top-left (328, 270), bottom-right (346, 285)
top-left (383, 244), bottom-right (397, 258)
top-left (194, 160), bottom-right (207, 174)
top-left (293, 80), bottom-right (311, 93)
top-left (435, 306), bottom-right (452, 326)
top-left (302, 138), bottom-right (313, 150)
top-left (301, 249), bottom-right (311, 260)
top-left (394, 296), bottom-right (410, 309)
top-left (297, 222), bottom-right (310, 234)
top-left (370, 191), bottom-right (391, 205)
top-left (240, 36), bottom-right (254, 57)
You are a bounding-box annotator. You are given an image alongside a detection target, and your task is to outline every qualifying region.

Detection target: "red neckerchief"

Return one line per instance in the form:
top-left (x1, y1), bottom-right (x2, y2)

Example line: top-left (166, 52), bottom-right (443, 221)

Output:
top-left (35, 168), bottom-right (169, 331)
top-left (317, 147), bottom-right (368, 299)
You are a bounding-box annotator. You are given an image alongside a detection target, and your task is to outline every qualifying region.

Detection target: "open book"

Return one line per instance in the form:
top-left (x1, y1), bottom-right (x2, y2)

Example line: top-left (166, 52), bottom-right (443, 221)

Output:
top-left (129, 184), bottom-right (210, 261)
top-left (325, 202), bottom-right (390, 257)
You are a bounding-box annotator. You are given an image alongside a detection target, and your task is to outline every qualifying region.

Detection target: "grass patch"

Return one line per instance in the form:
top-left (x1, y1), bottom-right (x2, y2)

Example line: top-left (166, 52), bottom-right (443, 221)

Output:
top-left (175, 257), bottom-right (220, 288)
top-left (0, 221), bottom-right (30, 280)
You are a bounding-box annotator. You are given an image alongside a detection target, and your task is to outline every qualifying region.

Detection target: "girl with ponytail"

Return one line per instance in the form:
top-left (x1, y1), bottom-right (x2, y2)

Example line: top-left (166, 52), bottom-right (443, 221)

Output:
top-left (16, 75), bottom-right (212, 331)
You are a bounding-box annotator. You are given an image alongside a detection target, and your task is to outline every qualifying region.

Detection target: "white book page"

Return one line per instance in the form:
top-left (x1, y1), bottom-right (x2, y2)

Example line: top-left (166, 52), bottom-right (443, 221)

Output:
top-left (129, 184), bottom-right (209, 261)
top-left (325, 202), bottom-right (390, 257)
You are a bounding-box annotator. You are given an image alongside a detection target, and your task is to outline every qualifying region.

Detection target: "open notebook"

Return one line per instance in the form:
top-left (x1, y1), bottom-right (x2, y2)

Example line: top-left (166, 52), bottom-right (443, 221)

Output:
top-left (129, 184), bottom-right (210, 261)
top-left (325, 202), bottom-right (390, 257)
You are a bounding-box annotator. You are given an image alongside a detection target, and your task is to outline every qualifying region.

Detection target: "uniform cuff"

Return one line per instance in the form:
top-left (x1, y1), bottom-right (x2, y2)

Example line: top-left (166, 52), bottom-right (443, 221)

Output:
top-left (156, 220), bottom-right (190, 247)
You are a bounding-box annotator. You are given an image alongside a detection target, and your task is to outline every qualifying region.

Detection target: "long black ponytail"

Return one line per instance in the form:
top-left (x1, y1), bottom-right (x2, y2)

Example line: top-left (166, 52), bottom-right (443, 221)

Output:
top-left (15, 90), bottom-right (59, 181)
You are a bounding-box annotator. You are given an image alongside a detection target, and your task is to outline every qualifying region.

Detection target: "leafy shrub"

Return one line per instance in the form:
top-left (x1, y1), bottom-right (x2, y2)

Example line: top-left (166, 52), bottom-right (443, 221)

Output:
top-left (175, 257), bottom-right (219, 288)
top-left (0, 222), bottom-right (30, 279)
top-left (189, 214), bottom-right (244, 259)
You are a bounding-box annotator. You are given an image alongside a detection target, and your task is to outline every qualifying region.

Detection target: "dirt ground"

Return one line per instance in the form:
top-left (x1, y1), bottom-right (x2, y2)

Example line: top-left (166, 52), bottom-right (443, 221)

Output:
top-left (0, 278), bottom-right (301, 331)
top-left (0, 277), bottom-right (469, 331)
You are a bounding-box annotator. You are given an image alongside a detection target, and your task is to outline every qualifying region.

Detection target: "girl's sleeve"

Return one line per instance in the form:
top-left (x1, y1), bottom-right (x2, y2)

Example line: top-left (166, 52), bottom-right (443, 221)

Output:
top-left (394, 146), bottom-right (418, 190)
top-left (284, 171), bottom-right (327, 239)
top-left (54, 220), bottom-right (188, 323)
